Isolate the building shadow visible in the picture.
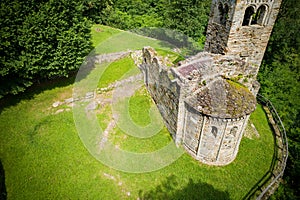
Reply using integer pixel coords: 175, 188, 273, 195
0, 74, 76, 114
131, 27, 203, 55
0, 160, 7, 200
139, 175, 230, 200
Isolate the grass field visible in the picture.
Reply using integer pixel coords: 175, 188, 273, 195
0, 25, 275, 199
91, 25, 174, 54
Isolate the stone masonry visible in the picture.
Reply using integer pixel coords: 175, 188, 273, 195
139, 0, 282, 165
205, 0, 283, 77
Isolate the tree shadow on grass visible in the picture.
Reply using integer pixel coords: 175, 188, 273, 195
139, 175, 230, 200
0, 73, 78, 114
0, 53, 102, 114
131, 27, 203, 56
0, 49, 107, 114
0, 160, 7, 200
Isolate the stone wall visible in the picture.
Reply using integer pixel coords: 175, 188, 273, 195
141, 48, 181, 136
205, 0, 282, 75
182, 94, 249, 165
205, 0, 235, 54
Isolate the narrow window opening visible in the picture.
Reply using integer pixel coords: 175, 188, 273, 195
217, 3, 224, 24
251, 5, 267, 25
211, 126, 218, 138
242, 6, 255, 26
221, 4, 229, 25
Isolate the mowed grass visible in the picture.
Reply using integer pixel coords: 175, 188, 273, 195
0, 25, 275, 199
91, 25, 174, 54
91, 24, 121, 48
0, 85, 274, 199
129, 87, 152, 127
97, 56, 136, 88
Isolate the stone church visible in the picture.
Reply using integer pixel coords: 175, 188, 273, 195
140, 0, 282, 165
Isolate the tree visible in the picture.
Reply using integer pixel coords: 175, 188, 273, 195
103, 0, 165, 29
164, 0, 211, 43
82, 0, 113, 24
0, 0, 93, 98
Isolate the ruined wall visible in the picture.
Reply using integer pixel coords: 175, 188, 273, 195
141, 48, 181, 136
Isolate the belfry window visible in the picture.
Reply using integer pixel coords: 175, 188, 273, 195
218, 3, 229, 26
214, 3, 230, 26
220, 4, 229, 25
242, 6, 255, 26
251, 5, 267, 25
243, 5, 268, 26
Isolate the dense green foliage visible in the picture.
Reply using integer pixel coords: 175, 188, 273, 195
82, 0, 113, 23
0, 0, 93, 98
258, 0, 300, 198
164, 0, 210, 43
98, 0, 211, 44
102, 0, 165, 29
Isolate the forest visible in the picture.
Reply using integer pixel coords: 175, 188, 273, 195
0, 0, 299, 198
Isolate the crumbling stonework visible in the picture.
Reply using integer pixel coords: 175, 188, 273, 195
139, 0, 282, 165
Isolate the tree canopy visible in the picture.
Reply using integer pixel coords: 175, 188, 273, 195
0, 0, 93, 97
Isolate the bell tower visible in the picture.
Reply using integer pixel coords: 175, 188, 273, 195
205, 0, 283, 76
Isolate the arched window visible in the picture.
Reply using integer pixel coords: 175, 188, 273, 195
229, 126, 238, 137
221, 4, 229, 25
216, 2, 224, 24
215, 3, 230, 26
242, 6, 255, 26
251, 5, 267, 25
211, 126, 218, 138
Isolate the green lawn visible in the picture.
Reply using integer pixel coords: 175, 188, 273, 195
128, 87, 151, 127
0, 25, 275, 199
97, 56, 136, 88
91, 25, 174, 54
